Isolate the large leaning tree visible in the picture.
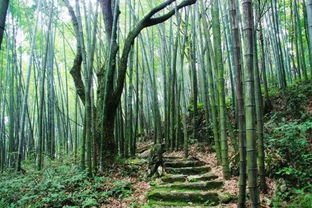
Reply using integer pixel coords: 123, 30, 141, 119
63, 0, 197, 167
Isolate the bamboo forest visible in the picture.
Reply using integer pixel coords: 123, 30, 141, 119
1, 0, 312, 207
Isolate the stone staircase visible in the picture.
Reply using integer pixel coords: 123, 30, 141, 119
147, 156, 233, 207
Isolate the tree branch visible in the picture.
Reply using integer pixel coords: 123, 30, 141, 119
63, 0, 85, 105
146, 0, 196, 27
113, 0, 197, 106
144, 0, 175, 19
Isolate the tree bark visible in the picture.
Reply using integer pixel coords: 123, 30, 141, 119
242, 0, 260, 207
101, 0, 197, 164
306, 0, 312, 77
63, 0, 85, 104
64, 0, 197, 167
229, 0, 247, 205
211, 0, 230, 179
0, 0, 9, 49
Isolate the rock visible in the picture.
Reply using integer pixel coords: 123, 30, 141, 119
148, 190, 219, 205
156, 181, 223, 191
164, 160, 205, 168
148, 144, 165, 177
157, 166, 164, 176
280, 184, 287, 192
147, 157, 229, 207
219, 193, 235, 203
125, 158, 147, 165
139, 149, 151, 158
137, 143, 153, 154
165, 166, 211, 175
161, 174, 187, 183
263, 196, 272, 206
188, 173, 219, 182
276, 178, 288, 193
161, 173, 218, 184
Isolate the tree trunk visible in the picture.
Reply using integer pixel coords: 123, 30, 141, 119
0, 0, 9, 49
255, 1, 266, 193
306, 0, 312, 77
200, 0, 221, 162
103, 113, 117, 163
242, 0, 260, 207
212, 0, 230, 179
229, 0, 246, 206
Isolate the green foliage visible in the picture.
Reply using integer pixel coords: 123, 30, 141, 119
140, 205, 153, 208
187, 102, 204, 113
265, 82, 312, 205
0, 163, 133, 208
81, 198, 99, 208
203, 200, 217, 206
265, 105, 312, 205
272, 185, 312, 208
265, 120, 312, 186
288, 188, 312, 208
106, 181, 133, 199
267, 80, 312, 120
186, 102, 213, 143
129, 202, 147, 208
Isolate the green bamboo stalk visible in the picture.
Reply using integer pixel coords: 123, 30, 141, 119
212, 0, 230, 179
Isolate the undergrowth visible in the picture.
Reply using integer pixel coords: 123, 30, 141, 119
0, 161, 133, 208
265, 81, 312, 207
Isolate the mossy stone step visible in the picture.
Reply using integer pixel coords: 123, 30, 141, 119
166, 166, 211, 175
150, 200, 224, 207
156, 181, 223, 191
161, 174, 187, 183
164, 160, 205, 168
188, 173, 219, 182
163, 157, 184, 161
148, 190, 219, 205
163, 157, 197, 162
161, 173, 218, 183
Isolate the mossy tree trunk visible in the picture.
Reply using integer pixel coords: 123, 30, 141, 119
242, 0, 260, 207
229, 0, 247, 205
191, 7, 198, 145
255, 1, 266, 193
0, 0, 9, 49
65, 0, 198, 168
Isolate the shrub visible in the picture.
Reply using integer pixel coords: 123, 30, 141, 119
265, 120, 312, 186
0, 164, 133, 208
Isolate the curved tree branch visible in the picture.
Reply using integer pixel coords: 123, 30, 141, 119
63, 0, 85, 105
113, 0, 197, 106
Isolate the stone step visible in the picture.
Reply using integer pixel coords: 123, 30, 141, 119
156, 181, 224, 191
161, 173, 218, 183
165, 166, 211, 175
148, 190, 220, 205
163, 157, 191, 163
161, 174, 187, 183
164, 160, 205, 168
163, 156, 184, 160
188, 173, 219, 182
151, 204, 225, 208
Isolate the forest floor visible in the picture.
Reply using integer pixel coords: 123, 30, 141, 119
103, 81, 312, 207
99, 141, 276, 208
140, 143, 275, 208
0, 82, 311, 208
